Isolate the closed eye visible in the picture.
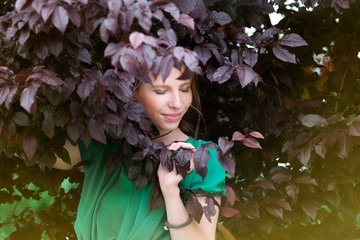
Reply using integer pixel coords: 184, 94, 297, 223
180, 87, 190, 92
153, 89, 165, 94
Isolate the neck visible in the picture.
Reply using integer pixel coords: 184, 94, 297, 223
151, 128, 189, 145
150, 130, 173, 140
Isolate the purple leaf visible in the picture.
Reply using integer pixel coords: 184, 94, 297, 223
196, 167, 208, 181
225, 186, 236, 206
334, 0, 350, 9
15, 0, 31, 12
27, 72, 64, 86
89, 118, 106, 144
278, 33, 308, 47
100, 23, 110, 43
78, 48, 92, 65
23, 134, 37, 160
20, 83, 40, 114
161, 3, 180, 20
41, 1, 57, 23
261, 27, 280, 41
136, 3, 152, 32
0, 87, 10, 106
65, 5, 81, 28
219, 154, 235, 176
125, 122, 139, 145
193, 145, 210, 170
272, 45, 297, 64
235, 64, 257, 88
51, 6, 69, 34
218, 136, 234, 155
47, 36, 63, 57
100, 113, 122, 124
243, 48, 258, 68
19, 28, 30, 45
175, 148, 191, 167
248, 131, 264, 139
213, 65, 234, 84
5, 86, 18, 109
241, 138, 262, 149
186, 197, 203, 223
158, 28, 177, 47
230, 49, 240, 65
177, 14, 195, 32
159, 55, 175, 81
135, 174, 149, 189
207, 11, 232, 25
232, 131, 245, 141
183, 52, 202, 75
67, 118, 85, 142
160, 147, 174, 171
301, 198, 318, 220
193, 46, 211, 65
77, 76, 96, 101
295, 175, 318, 186
204, 197, 217, 220
210, 48, 224, 64
174, 0, 196, 14
34, 42, 49, 60
221, 207, 240, 218
234, 33, 254, 44
129, 32, 145, 49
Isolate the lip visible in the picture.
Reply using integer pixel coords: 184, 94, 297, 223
162, 113, 182, 122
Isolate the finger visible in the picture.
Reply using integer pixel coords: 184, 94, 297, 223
167, 142, 195, 151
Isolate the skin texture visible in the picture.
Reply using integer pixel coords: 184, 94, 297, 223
134, 67, 219, 240
55, 67, 220, 239
133, 67, 193, 138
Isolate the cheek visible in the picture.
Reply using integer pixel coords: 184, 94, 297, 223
184, 93, 193, 108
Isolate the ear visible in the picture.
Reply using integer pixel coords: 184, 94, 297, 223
132, 90, 138, 101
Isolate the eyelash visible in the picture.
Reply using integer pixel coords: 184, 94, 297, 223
153, 87, 190, 94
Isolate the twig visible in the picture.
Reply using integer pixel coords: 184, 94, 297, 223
335, 67, 348, 112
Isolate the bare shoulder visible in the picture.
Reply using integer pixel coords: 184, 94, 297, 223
52, 140, 82, 170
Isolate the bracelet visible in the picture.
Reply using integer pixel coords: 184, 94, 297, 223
164, 214, 193, 231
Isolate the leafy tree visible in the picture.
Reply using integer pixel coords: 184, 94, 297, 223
1, 0, 359, 239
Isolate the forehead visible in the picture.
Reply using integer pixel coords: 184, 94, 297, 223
150, 67, 191, 86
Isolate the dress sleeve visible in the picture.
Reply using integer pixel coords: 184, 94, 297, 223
179, 140, 226, 196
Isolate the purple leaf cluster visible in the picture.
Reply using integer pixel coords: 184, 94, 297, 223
0, 0, 351, 232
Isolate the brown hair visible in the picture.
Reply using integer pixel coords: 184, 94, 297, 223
179, 74, 202, 139
133, 72, 203, 139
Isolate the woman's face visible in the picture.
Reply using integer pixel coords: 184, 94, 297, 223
133, 67, 192, 134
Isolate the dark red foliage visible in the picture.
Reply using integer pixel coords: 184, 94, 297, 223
1, 0, 359, 239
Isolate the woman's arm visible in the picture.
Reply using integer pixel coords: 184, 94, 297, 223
158, 142, 220, 240
52, 140, 82, 170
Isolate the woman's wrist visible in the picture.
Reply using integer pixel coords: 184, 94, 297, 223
160, 184, 180, 197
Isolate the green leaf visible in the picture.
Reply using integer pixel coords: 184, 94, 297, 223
344, 114, 356, 125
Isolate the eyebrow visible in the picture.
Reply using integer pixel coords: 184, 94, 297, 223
152, 81, 191, 88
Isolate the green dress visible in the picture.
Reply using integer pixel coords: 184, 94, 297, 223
74, 137, 226, 240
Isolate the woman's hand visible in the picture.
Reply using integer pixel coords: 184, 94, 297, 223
157, 142, 195, 196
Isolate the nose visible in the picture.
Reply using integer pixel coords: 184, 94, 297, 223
168, 91, 182, 109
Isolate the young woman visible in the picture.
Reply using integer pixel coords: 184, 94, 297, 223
54, 66, 226, 240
